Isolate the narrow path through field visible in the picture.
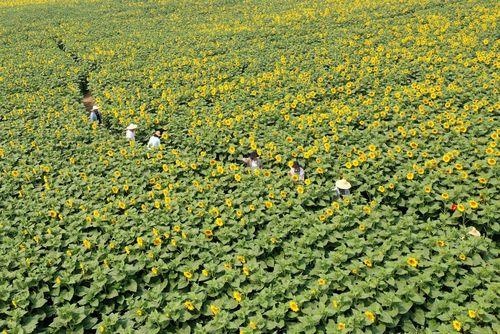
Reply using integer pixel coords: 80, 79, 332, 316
82, 92, 95, 112
53, 38, 98, 114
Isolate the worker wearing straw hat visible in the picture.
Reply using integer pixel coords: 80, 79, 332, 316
147, 130, 162, 149
335, 179, 351, 197
468, 226, 481, 237
89, 105, 102, 124
126, 123, 138, 141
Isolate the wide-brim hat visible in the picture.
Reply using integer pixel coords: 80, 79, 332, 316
468, 226, 481, 237
92, 105, 99, 111
154, 130, 161, 137
335, 179, 351, 190
126, 123, 138, 130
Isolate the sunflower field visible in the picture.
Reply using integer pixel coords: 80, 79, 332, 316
0, 0, 499, 333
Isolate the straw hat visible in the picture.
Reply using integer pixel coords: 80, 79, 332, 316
92, 105, 99, 111
154, 130, 161, 137
468, 226, 480, 237
335, 179, 351, 190
126, 123, 138, 130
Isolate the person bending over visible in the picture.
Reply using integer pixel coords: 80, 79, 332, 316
241, 151, 262, 170
289, 161, 305, 181
147, 130, 162, 149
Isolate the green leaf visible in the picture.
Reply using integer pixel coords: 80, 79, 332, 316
32, 297, 47, 309
413, 308, 425, 326
125, 280, 137, 292
378, 311, 393, 325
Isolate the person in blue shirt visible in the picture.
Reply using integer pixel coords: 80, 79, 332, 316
89, 105, 102, 124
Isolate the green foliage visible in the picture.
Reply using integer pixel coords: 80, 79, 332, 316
0, 0, 498, 333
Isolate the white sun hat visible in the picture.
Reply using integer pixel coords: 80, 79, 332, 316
92, 105, 99, 111
335, 179, 352, 190
126, 123, 138, 130
468, 226, 481, 237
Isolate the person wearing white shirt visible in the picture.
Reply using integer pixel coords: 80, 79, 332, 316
241, 151, 262, 170
126, 123, 138, 141
289, 161, 305, 181
147, 130, 162, 149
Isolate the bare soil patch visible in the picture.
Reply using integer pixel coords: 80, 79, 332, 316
83, 92, 95, 112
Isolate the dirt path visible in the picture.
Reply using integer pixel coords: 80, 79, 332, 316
83, 92, 95, 112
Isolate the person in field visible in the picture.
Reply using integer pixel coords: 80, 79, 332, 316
126, 123, 138, 141
241, 151, 262, 170
335, 179, 351, 197
89, 105, 102, 124
289, 161, 305, 181
147, 130, 162, 149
